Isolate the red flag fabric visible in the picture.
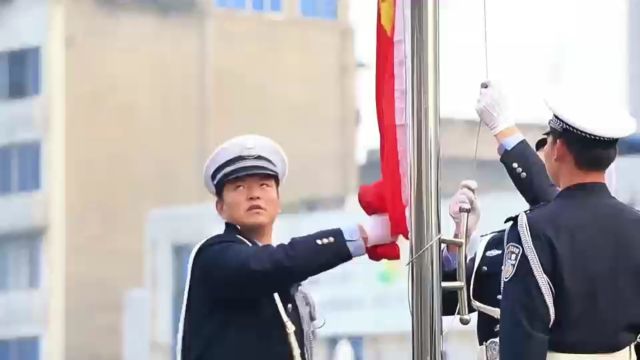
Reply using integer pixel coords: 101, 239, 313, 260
361, 0, 409, 261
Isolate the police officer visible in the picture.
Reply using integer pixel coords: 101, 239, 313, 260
177, 134, 394, 360
499, 92, 640, 359
442, 82, 558, 360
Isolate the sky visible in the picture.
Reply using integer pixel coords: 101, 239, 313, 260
349, 0, 631, 164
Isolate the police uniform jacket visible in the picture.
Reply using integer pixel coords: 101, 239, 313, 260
500, 183, 640, 359
178, 223, 354, 360
443, 139, 557, 344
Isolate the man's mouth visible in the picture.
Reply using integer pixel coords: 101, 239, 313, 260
247, 205, 265, 211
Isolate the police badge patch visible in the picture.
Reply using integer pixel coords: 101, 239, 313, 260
502, 243, 522, 282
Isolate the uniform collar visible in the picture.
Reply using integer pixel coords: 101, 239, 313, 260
556, 182, 611, 199
224, 222, 260, 246
504, 202, 547, 224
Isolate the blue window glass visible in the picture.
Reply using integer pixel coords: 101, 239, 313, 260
216, 0, 246, 9
270, 0, 281, 11
301, 0, 336, 19
0, 338, 39, 360
7, 48, 40, 99
0, 340, 9, 360
16, 143, 40, 192
252, 0, 264, 11
0, 147, 11, 195
15, 338, 39, 360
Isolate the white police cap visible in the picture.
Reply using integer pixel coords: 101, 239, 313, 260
203, 134, 288, 196
545, 91, 637, 140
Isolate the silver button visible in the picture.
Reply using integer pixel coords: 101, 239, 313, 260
512, 162, 518, 168
481, 266, 488, 272
287, 303, 293, 312
494, 324, 500, 332
497, 295, 502, 300
316, 240, 322, 245
322, 238, 330, 244
520, 172, 527, 178
328, 236, 335, 243
516, 168, 523, 174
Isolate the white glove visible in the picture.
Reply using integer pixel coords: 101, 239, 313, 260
475, 81, 515, 135
448, 180, 480, 236
362, 214, 397, 247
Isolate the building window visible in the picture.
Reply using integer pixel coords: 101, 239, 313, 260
215, 0, 246, 9
0, 48, 40, 100
0, 337, 40, 360
0, 142, 41, 196
0, 234, 41, 292
215, 0, 281, 12
251, 0, 281, 12
301, 0, 337, 19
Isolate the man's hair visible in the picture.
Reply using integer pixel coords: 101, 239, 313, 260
549, 128, 618, 171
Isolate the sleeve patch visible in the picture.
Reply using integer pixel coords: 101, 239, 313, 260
502, 243, 522, 282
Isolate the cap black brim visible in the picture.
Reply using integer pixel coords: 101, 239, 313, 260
224, 167, 278, 183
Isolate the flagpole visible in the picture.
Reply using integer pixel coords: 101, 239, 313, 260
409, 0, 442, 359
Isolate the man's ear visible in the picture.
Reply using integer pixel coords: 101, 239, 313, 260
215, 198, 224, 217
554, 138, 569, 162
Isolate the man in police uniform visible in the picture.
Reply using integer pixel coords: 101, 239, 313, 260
499, 92, 640, 359
443, 82, 558, 360
176, 134, 394, 360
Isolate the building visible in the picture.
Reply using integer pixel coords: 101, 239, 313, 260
0, 0, 355, 359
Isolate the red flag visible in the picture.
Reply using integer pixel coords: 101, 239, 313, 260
360, 0, 409, 261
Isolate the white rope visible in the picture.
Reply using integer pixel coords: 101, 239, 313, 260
517, 213, 556, 327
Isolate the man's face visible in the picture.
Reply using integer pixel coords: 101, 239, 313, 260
216, 174, 280, 230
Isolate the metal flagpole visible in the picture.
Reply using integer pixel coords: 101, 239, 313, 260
409, 0, 442, 359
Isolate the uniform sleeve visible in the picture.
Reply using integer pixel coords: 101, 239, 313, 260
499, 222, 555, 360
500, 140, 558, 206
195, 228, 353, 299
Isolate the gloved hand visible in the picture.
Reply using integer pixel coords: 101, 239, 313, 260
475, 81, 515, 135
448, 180, 480, 236
362, 214, 398, 247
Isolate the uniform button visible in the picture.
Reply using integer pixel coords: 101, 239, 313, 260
481, 266, 488, 272
328, 236, 335, 243
287, 303, 293, 312
322, 238, 330, 244
316, 240, 322, 245
494, 324, 500, 332
516, 168, 523, 174
520, 172, 527, 179
496, 295, 502, 300
512, 162, 518, 168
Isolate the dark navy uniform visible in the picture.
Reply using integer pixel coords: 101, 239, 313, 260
443, 138, 556, 346
179, 223, 354, 360
500, 183, 640, 359
500, 139, 557, 206
179, 134, 378, 360
500, 93, 640, 359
